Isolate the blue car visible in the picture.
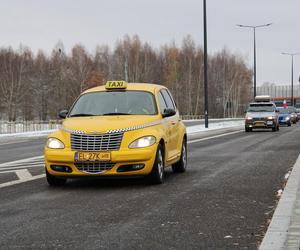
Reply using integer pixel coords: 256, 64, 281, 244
277, 107, 292, 126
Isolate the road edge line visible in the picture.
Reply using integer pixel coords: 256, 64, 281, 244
259, 154, 300, 249
187, 130, 244, 144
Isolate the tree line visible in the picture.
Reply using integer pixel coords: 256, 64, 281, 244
0, 35, 252, 121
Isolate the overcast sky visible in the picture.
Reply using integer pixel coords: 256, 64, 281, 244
1, 0, 300, 86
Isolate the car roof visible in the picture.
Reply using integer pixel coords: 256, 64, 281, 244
83, 83, 166, 94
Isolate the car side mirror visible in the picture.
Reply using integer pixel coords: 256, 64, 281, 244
162, 108, 176, 118
58, 110, 68, 119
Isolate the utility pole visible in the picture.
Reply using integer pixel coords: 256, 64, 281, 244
282, 52, 300, 106
203, 0, 209, 128
237, 23, 272, 99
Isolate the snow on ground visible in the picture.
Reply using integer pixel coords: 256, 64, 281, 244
0, 130, 57, 138
186, 120, 244, 134
0, 120, 244, 139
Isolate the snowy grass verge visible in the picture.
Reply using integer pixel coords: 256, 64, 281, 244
187, 120, 244, 134
0, 130, 57, 138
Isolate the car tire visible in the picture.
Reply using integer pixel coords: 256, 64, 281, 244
245, 127, 252, 132
148, 144, 164, 185
288, 122, 291, 127
46, 168, 67, 186
172, 138, 187, 173
277, 124, 280, 131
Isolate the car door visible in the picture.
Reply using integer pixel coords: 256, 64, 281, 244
157, 90, 172, 159
160, 89, 180, 161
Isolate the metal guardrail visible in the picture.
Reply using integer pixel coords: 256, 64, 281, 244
180, 115, 205, 120
180, 115, 243, 120
0, 121, 62, 134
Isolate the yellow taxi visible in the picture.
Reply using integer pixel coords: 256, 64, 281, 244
44, 81, 187, 185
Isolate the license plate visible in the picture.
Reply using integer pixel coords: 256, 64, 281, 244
75, 152, 111, 162
267, 121, 273, 125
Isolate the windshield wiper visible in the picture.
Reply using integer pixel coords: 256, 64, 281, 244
69, 113, 97, 117
102, 112, 130, 116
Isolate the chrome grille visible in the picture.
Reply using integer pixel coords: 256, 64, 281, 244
75, 162, 115, 174
71, 133, 123, 151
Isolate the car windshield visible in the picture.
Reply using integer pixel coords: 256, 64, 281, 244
247, 104, 275, 112
69, 91, 157, 117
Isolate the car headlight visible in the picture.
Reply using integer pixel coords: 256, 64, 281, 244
286, 117, 290, 120
129, 136, 156, 148
267, 116, 275, 120
246, 117, 253, 120
47, 138, 65, 149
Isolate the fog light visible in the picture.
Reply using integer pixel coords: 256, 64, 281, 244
131, 164, 145, 170
117, 164, 145, 172
50, 165, 72, 173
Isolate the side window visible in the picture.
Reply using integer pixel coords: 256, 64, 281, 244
157, 91, 167, 113
161, 89, 175, 110
166, 89, 177, 109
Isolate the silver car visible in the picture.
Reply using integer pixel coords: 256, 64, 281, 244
245, 102, 279, 132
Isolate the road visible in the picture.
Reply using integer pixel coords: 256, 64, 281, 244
0, 125, 299, 249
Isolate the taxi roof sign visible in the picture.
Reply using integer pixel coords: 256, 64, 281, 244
105, 81, 127, 89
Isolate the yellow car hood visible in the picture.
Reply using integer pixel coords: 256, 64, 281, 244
62, 115, 160, 134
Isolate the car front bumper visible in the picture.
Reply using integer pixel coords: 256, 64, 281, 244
44, 145, 157, 177
245, 120, 275, 129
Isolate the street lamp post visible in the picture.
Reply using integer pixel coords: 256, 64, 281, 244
203, 0, 209, 128
281, 52, 300, 106
237, 23, 272, 99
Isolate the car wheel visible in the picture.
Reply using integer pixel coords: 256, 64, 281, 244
277, 124, 280, 131
288, 122, 291, 127
272, 126, 277, 132
148, 144, 164, 184
245, 127, 252, 132
46, 168, 67, 186
172, 138, 187, 173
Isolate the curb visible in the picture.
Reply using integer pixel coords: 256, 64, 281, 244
259, 154, 300, 250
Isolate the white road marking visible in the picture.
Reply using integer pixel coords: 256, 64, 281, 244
15, 169, 33, 180
0, 164, 44, 172
0, 174, 45, 189
0, 156, 45, 189
187, 130, 244, 144
0, 156, 43, 168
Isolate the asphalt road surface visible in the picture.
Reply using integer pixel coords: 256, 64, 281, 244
0, 125, 299, 249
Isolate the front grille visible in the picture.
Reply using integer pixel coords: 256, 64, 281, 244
75, 162, 115, 174
253, 117, 266, 121
71, 133, 123, 151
